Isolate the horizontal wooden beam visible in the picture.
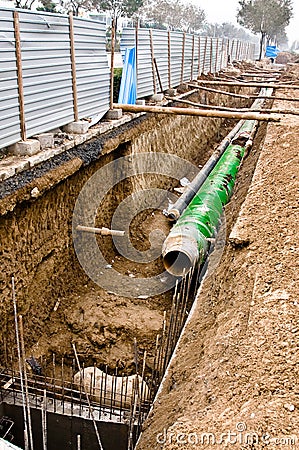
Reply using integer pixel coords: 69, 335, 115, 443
115, 103, 281, 121
168, 97, 299, 115
196, 80, 299, 90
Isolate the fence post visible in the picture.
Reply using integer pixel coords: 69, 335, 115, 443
180, 32, 186, 84
231, 40, 235, 60
149, 29, 157, 94
191, 34, 195, 81
135, 18, 139, 98
220, 39, 224, 69
227, 39, 230, 64
168, 31, 171, 89
69, 12, 79, 121
197, 36, 201, 78
13, 11, 26, 141
202, 36, 208, 74
109, 18, 116, 109
209, 38, 213, 73
214, 38, 219, 73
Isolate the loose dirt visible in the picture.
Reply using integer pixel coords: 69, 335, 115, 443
136, 65, 299, 449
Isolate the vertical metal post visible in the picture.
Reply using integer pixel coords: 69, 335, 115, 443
69, 12, 79, 121
180, 32, 186, 84
13, 11, 26, 141
109, 18, 116, 109
197, 36, 201, 78
19, 315, 34, 450
168, 31, 171, 89
191, 34, 195, 80
12, 278, 29, 450
42, 390, 47, 450
72, 343, 104, 450
149, 29, 157, 94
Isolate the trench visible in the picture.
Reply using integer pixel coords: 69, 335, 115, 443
0, 82, 271, 449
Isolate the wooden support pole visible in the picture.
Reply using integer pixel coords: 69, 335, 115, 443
69, 12, 79, 121
13, 11, 26, 141
191, 34, 195, 80
180, 32, 186, 84
76, 225, 125, 236
197, 36, 201, 78
226, 39, 230, 64
188, 83, 250, 99
135, 18, 139, 97
219, 39, 224, 70
236, 40, 240, 60
149, 29, 157, 94
154, 58, 163, 92
109, 18, 116, 109
209, 38, 213, 73
114, 102, 281, 121
167, 96, 299, 116
202, 36, 208, 74
196, 80, 299, 89
168, 31, 171, 89
215, 38, 219, 73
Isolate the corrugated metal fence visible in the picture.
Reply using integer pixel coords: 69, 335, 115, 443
0, 7, 110, 149
0, 6, 255, 151
121, 29, 255, 99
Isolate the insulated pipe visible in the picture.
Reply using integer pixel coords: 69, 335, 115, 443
162, 120, 258, 277
166, 119, 245, 221
166, 88, 272, 221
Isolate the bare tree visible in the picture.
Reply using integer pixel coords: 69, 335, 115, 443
237, 0, 293, 59
140, 0, 205, 32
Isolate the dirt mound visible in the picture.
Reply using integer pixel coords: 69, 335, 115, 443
276, 51, 297, 64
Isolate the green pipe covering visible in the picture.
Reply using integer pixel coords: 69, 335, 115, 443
162, 119, 256, 276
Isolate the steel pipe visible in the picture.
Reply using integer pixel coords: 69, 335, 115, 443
166, 89, 271, 221
162, 118, 259, 276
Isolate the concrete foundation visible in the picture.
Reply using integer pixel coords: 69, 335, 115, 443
8, 139, 41, 156
33, 133, 54, 150
105, 109, 123, 120
165, 89, 177, 97
150, 93, 164, 102
63, 121, 90, 134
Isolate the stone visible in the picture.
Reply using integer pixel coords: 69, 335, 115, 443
165, 88, 177, 97
0, 166, 16, 181
8, 139, 40, 156
150, 93, 164, 102
136, 99, 146, 106
31, 187, 40, 198
33, 133, 54, 150
63, 121, 90, 134
105, 109, 123, 120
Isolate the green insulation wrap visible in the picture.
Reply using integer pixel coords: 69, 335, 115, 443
162, 119, 256, 276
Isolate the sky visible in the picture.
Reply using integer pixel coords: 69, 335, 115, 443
195, 0, 299, 45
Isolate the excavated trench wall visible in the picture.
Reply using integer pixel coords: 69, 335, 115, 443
0, 89, 252, 358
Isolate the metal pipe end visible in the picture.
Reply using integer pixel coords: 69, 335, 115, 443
166, 208, 180, 221
162, 232, 199, 277
163, 249, 194, 276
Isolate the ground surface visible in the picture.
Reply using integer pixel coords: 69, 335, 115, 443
136, 65, 299, 449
